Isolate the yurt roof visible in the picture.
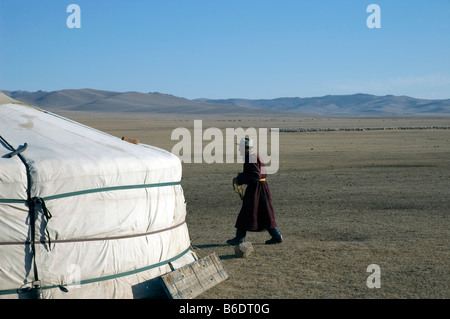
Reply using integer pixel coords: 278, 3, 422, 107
0, 90, 182, 201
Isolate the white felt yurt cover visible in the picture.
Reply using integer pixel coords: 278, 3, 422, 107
0, 93, 195, 298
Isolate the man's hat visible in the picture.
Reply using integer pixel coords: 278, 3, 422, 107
237, 137, 254, 148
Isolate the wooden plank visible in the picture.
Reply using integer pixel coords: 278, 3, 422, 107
160, 252, 229, 299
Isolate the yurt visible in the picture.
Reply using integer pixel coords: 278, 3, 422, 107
0, 92, 195, 298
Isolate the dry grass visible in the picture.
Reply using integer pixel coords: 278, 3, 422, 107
68, 113, 450, 299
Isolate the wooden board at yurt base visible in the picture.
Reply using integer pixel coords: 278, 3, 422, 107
161, 252, 229, 299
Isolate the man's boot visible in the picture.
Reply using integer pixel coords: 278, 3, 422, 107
265, 228, 283, 244
226, 228, 246, 245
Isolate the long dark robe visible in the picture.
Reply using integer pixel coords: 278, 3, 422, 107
234, 152, 277, 231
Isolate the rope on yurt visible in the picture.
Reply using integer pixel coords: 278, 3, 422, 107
0, 135, 50, 299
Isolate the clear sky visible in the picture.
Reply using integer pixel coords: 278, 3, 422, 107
0, 0, 449, 100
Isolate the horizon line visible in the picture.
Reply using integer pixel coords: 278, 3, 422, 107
2, 88, 449, 102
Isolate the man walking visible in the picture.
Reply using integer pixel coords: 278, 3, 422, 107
227, 137, 283, 245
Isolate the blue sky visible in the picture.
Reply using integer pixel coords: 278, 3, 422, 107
0, 0, 449, 99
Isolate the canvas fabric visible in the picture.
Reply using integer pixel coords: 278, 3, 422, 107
0, 99, 194, 298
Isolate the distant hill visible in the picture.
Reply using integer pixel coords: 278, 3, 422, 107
3, 89, 450, 115
1, 89, 287, 116
198, 94, 450, 115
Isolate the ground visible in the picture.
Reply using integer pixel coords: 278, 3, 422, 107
66, 112, 450, 299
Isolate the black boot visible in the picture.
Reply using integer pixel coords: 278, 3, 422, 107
265, 228, 283, 244
226, 228, 246, 245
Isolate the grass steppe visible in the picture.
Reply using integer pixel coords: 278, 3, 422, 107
65, 113, 450, 299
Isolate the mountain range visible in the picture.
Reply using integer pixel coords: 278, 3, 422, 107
198, 94, 450, 115
3, 89, 450, 116
2, 89, 261, 115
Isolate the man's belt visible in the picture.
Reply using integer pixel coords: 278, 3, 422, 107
233, 177, 267, 200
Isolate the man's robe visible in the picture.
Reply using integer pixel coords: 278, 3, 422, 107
235, 152, 277, 231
